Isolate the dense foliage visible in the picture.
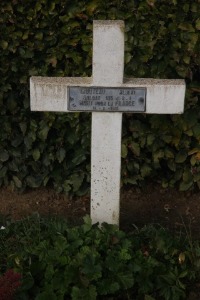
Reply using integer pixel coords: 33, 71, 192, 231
0, 215, 200, 299
0, 0, 200, 194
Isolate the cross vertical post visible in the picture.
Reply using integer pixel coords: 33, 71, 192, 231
91, 21, 124, 224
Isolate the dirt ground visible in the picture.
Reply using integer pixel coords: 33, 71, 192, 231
0, 184, 200, 238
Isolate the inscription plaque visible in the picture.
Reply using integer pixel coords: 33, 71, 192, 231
68, 87, 146, 112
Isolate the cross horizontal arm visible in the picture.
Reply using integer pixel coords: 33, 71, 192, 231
30, 76, 92, 112
30, 76, 185, 114
123, 78, 185, 114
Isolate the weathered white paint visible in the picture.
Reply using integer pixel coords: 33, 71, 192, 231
123, 78, 185, 114
91, 112, 122, 224
30, 77, 92, 112
92, 20, 124, 86
91, 21, 124, 224
30, 77, 185, 114
30, 20, 185, 226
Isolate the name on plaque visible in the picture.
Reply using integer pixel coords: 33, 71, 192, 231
68, 87, 146, 112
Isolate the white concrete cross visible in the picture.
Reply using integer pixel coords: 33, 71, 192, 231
30, 20, 185, 226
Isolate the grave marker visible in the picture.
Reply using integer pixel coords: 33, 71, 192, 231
30, 20, 185, 225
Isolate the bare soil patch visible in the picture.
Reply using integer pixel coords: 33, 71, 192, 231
0, 185, 200, 237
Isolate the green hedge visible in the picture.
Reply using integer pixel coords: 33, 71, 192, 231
0, 0, 200, 194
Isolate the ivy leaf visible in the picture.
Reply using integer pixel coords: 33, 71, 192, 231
178, 23, 194, 32
175, 150, 187, 163
32, 149, 40, 161
179, 181, 193, 191
129, 142, 140, 156
174, 170, 183, 182
56, 148, 66, 163
98, 280, 120, 295
183, 56, 190, 64
13, 176, 22, 188
63, 180, 72, 193
86, 1, 99, 14
0, 40, 8, 50
117, 272, 134, 289
195, 18, 200, 30
125, 53, 132, 64
0, 166, 7, 178
147, 134, 155, 146
167, 160, 176, 172
72, 154, 86, 166
190, 155, 197, 166
193, 124, 200, 137
26, 175, 43, 188
11, 136, 23, 147
36, 290, 57, 300
183, 169, 193, 183
108, 282, 120, 294
165, 148, 174, 159
0, 150, 9, 162
83, 215, 92, 226
38, 123, 49, 141
141, 165, 152, 177
70, 173, 84, 192
82, 215, 92, 233
71, 285, 97, 300
121, 144, 128, 158
153, 150, 164, 162
35, 32, 43, 41
71, 286, 81, 300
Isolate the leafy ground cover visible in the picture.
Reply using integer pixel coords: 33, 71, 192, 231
1, 185, 200, 299
1, 214, 200, 300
